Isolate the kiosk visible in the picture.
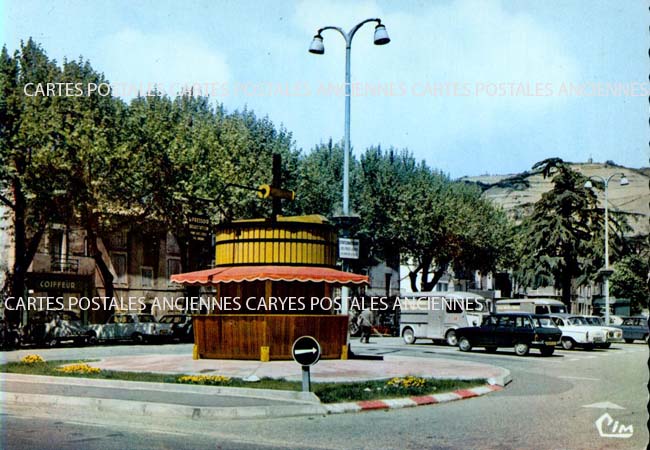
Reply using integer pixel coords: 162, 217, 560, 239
171, 214, 367, 360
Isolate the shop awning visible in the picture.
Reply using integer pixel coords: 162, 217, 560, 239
170, 265, 368, 286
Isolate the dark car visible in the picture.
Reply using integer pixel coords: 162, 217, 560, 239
456, 313, 562, 356
158, 314, 193, 343
22, 310, 93, 347
613, 316, 649, 343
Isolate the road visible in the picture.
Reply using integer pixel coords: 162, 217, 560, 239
2, 338, 648, 449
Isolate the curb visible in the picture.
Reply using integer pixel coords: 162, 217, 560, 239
2, 383, 505, 419
324, 384, 503, 415
0, 373, 319, 404
3, 392, 329, 419
488, 368, 512, 387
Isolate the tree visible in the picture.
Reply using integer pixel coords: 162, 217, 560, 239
0, 40, 73, 324
610, 254, 650, 314
514, 158, 605, 305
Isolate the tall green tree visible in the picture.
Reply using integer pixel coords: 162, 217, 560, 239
0, 40, 73, 323
514, 158, 606, 305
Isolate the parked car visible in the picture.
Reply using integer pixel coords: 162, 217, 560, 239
455, 312, 561, 356
87, 313, 172, 343
158, 314, 193, 342
549, 314, 606, 350
580, 315, 623, 347
613, 316, 649, 343
400, 291, 490, 346
22, 310, 93, 347
495, 298, 567, 315
0, 320, 21, 350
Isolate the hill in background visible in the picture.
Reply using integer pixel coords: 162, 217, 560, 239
462, 162, 650, 237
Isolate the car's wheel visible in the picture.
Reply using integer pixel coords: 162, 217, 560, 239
402, 327, 416, 345
514, 342, 530, 356
624, 338, 634, 344
485, 346, 497, 353
131, 333, 144, 344
458, 337, 472, 352
583, 344, 594, 351
540, 347, 555, 356
85, 333, 97, 346
561, 338, 575, 350
445, 329, 458, 346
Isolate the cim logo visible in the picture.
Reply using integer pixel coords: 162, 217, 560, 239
595, 413, 634, 439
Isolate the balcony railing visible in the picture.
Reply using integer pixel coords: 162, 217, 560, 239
51, 258, 80, 273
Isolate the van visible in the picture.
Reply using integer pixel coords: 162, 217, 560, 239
495, 298, 567, 315
399, 291, 490, 346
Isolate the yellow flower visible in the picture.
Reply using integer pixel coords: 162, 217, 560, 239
387, 376, 426, 388
55, 363, 101, 374
177, 375, 231, 385
21, 354, 45, 364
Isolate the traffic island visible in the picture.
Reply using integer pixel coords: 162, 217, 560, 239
1, 355, 510, 418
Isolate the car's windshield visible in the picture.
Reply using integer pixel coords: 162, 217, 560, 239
585, 317, 603, 325
533, 317, 555, 327
569, 317, 588, 326
137, 315, 156, 323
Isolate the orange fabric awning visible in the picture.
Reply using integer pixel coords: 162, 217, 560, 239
170, 265, 368, 286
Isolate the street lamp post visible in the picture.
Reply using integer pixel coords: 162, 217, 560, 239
309, 18, 390, 216
309, 19, 390, 315
584, 173, 629, 324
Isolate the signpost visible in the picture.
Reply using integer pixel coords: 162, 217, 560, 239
338, 238, 360, 259
187, 214, 211, 242
292, 336, 321, 392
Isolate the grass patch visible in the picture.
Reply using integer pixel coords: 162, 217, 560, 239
313, 377, 486, 403
0, 361, 487, 403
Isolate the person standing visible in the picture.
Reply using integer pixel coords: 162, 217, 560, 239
359, 308, 373, 343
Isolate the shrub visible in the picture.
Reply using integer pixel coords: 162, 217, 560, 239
55, 363, 101, 374
177, 375, 231, 385
21, 354, 45, 364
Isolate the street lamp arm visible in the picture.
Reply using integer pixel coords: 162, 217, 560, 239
347, 18, 383, 42
317, 26, 347, 42
317, 19, 382, 46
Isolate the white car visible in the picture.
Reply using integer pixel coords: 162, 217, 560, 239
550, 314, 606, 350
580, 315, 623, 347
88, 313, 172, 343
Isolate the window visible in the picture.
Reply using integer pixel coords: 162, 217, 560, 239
497, 316, 515, 328
141, 266, 153, 288
535, 305, 548, 315
516, 316, 533, 328
552, 317, 565, 327
111, 252, 128, 285
167, 258, 182, 285
445, 299, 465, 314
110, 231, 128, 249
483, 316, 498, 326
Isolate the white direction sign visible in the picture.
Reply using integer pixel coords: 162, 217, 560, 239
339, 238, 360, 259
292, 336, 321, 366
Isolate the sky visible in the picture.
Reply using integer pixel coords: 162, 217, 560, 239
2, 0, 649, 178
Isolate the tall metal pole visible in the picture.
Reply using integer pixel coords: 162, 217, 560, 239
310, 19, 387, 315
587, 172, 626, 324
343, 43, 351, 215
603, 178, 610, 325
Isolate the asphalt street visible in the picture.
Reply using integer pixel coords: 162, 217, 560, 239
2, 338, 648, 450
